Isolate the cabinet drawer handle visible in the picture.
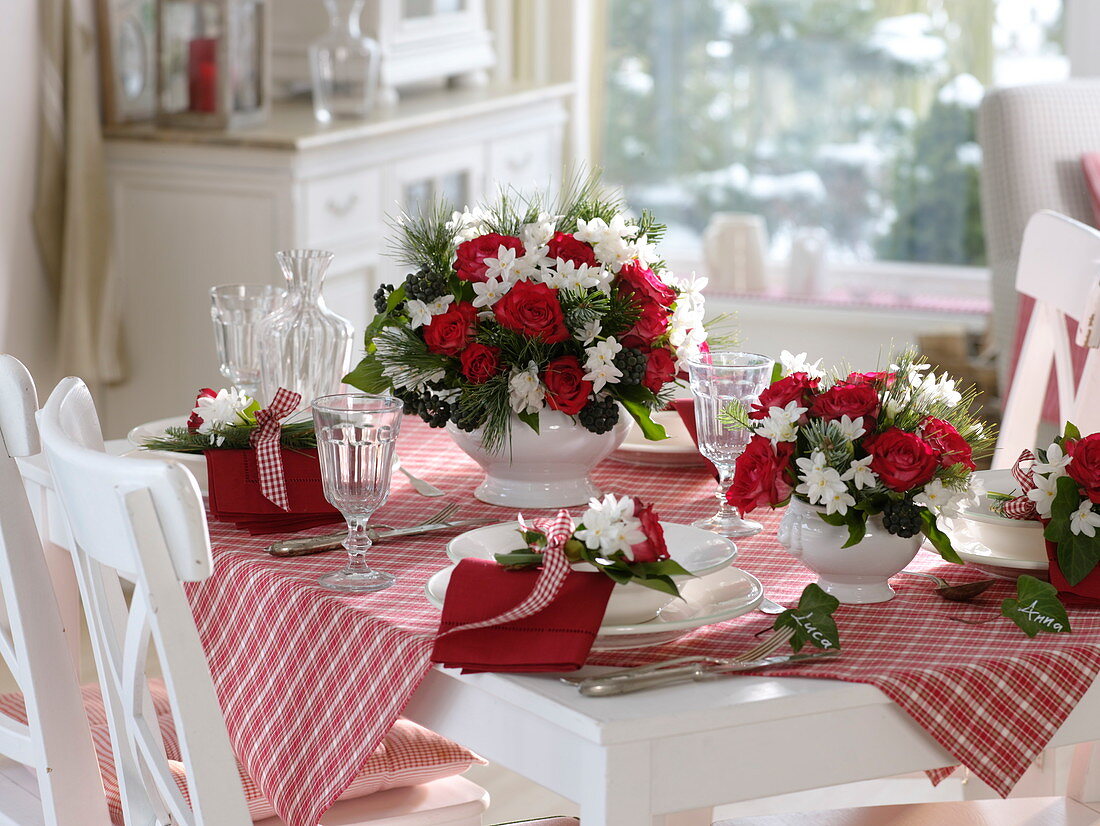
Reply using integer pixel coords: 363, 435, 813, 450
325, 193, 359, 217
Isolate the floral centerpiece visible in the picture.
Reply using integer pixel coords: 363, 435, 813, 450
343, 177, 711, 448
994, 424, 1100, 597
727, 350, 993, 603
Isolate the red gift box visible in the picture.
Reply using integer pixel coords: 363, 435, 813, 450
204, 448, 341, 533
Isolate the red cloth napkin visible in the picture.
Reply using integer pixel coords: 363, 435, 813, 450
430, 558, 615, 673
672, 398, 719, 480
205, 448, 341, 534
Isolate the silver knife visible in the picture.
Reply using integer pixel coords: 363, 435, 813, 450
266, 517, 496, 557
576, 650, 839, 696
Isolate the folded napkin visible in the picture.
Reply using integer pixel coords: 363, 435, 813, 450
431, 558, 615, 673
672, 398, 719, 480
205, 448, 340, 533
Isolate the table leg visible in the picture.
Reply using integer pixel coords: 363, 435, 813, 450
576, 743, 713, 826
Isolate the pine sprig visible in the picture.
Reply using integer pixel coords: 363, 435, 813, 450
458, 373, 512, 453
142, 420, 318, 453
387, 202, 456, 273
371, 327, 450, 391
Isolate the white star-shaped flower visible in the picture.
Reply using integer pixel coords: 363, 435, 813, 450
1070, 501, 1100, 538
406, 294, 454, 329
583, 362, 623, 393
543, 258, 605, 291
841, 456, 876, 490
593, 235, 636, 272
574, 217, 610, 244
822, 487, 857, 516
779, 350, 825, 380
1034, 442, 1072, 478
508, 362, 543, 415
471, 277, 512, 308
756, 401, 808, 444
192, 388, 254, 435
1026, 473, 1060, 518
573, 318, 603, 345
834, 415, 866, 442
521, 213, 557, 249
584, 337, 623, 368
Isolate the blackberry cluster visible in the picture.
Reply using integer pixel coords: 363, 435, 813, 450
403, 266, 449, 303
373, 284, 395, 314
419, 395, 452, 428
578, 395, 620, 434
393, 388, 423, 416
451, 399, 488, 432
613, 348, 648, 385
881, 498, 923, 538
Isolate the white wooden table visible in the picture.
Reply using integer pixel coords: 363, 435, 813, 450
20, 444, 1100, 826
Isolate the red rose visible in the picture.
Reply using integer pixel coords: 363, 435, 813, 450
846, 370, 897, 387
809, 382, 879, 423
187, 388, 217, 431
920, 417, 976, 471
422, 302, 477, 356
492, 280, 569, 343
643, 347, 677, 393
542, 356, 592, 415
630, 501, 670, 563
749, 373, 819, 420
460, 343, 502, 384
547, 232, 597, 268
626, 302, 672, 343
727, 436, 795, 512
616, 261, 677, 308
863, 427, 938, 492
453, 233, 525, 283
1067, 433, 1100, 504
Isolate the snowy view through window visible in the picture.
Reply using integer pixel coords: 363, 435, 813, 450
602, 0, 1067, 270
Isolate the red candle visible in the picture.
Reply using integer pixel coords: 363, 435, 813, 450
188, 38, 218, 113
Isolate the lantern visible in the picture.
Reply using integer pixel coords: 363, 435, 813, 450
156, 0, 271, 129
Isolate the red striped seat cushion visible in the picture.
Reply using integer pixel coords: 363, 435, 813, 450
0, 681, 481, 823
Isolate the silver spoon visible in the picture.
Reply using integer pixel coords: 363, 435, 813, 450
897, 570, 999, 602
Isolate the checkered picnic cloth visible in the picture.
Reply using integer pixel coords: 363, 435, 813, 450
186, 418, 1100, 826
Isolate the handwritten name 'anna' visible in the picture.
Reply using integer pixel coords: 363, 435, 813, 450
1015, 599, 1065, 632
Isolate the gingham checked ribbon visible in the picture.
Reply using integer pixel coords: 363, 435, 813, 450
436, 509, 576, 638
999, 449, 1039, 520
248, 388, 302, 511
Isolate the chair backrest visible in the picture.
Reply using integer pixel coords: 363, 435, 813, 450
978, 80, 1100, 390
0, 355, 110, 825
992, 211, 1100, 467
39, 377, 252, 826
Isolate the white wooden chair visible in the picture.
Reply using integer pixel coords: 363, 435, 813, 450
38, 375, 487, 826
992, 210, 1100, 468
0, 355, 110, 826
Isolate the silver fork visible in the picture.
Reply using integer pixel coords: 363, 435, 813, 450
265, 502, 461, 557
560, 626, 796, 686
395, 455, 447, 497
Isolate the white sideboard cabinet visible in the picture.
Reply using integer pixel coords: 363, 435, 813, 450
101, 83, 570, 437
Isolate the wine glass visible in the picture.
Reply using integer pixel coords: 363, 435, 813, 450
210, 284, 284, 403
688, 351, 774, 539
312, 394, 404, 593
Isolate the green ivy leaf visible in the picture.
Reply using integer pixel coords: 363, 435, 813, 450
818, 511, 848, 527
770, 362, 783, 383
920, 509, 963, 564
1045, 476, 1100, 585
841, 510, 867, 548
773, 583, 841, 652
1046, 475, 1081, 545
631, 575, 681, 597
632, 559, 693, 578
1001, 575, 1072, 637
619, 398, 669, 441
517, 410, 540, 434
342, 353, 390, 393
492, 551, 543, 570
1064, 421, 1082, 441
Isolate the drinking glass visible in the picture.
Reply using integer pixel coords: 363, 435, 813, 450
210, 284, 285, 402
312, 394, 404, 593
688, 351, 774, 539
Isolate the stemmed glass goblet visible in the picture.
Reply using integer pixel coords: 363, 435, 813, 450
312, 393, 404, 593
210, 284, 285, 403
688, 351, 774, 540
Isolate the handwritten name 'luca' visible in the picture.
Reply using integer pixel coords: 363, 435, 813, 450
791, 612, 834, 648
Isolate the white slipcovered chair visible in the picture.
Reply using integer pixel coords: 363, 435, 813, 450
978, 80, 1100, 390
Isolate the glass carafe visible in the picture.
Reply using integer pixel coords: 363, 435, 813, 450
309, 0, 381, 123
258, 249, 354, 407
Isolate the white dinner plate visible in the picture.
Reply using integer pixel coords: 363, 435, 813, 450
447, 521, 738, 578
423, 564, 764, 650
126, 415, 208, 494
610, 410, 707, 467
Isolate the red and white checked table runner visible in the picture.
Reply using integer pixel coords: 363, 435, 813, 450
186, 418, 1100, 826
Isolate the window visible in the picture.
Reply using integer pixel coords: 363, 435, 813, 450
601, 0, 1067, 273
